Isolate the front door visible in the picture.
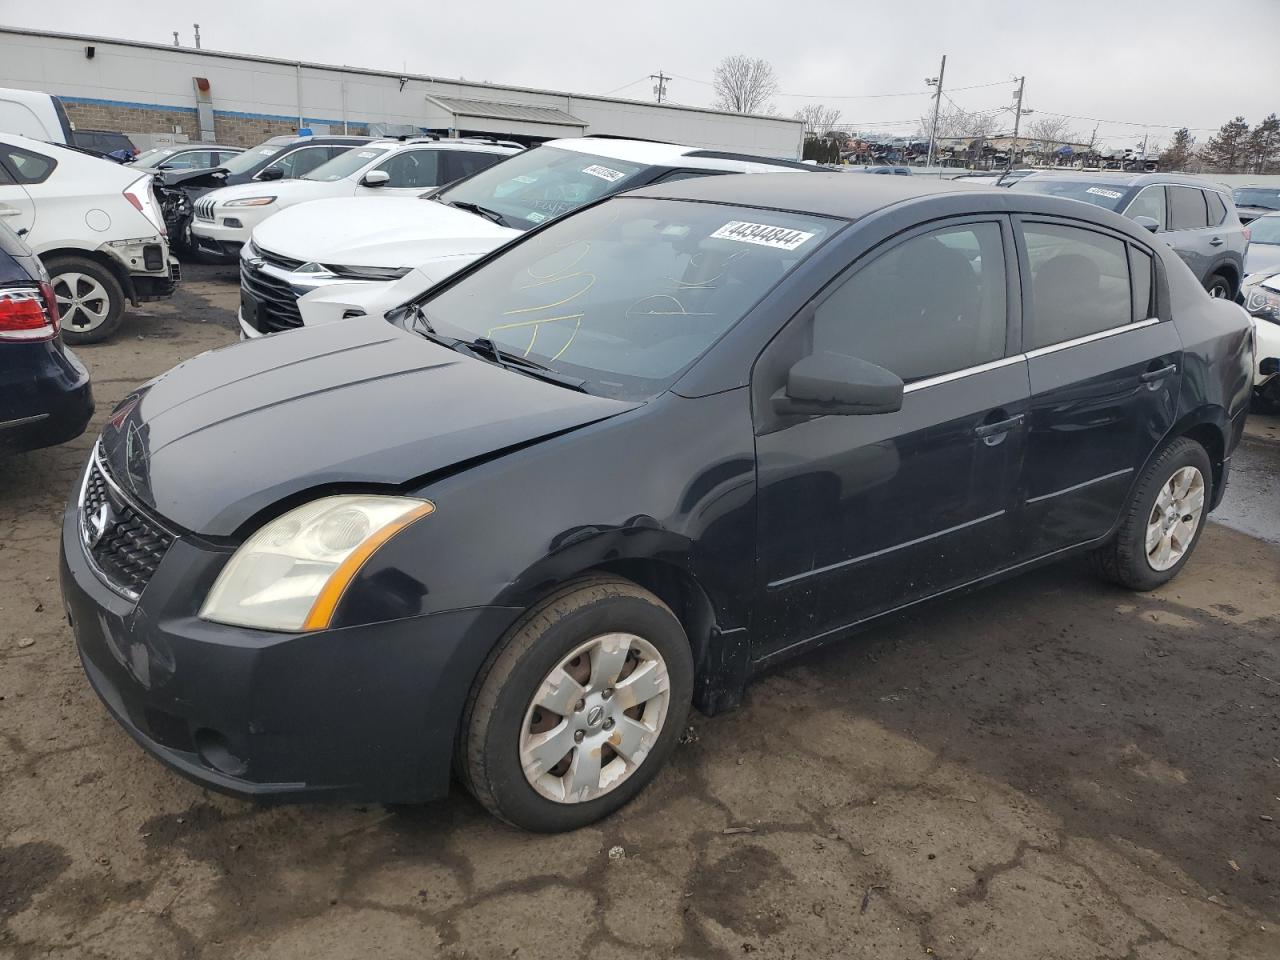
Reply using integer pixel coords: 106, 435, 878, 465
1013, 217, 1181, 558
753, 218, 1029, 661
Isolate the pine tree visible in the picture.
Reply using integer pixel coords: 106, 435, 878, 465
1158, 128, 1194, 171
1247, 114, 1280, 174
1199, 116, 1251, 172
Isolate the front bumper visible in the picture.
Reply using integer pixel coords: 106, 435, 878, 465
59, 483, 520, 803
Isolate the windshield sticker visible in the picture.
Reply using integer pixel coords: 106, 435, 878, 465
356, 150, 378, 158
514, 175, 538, 184
258, 147, 281, 156
526, 211, 548, 223
582, 164, 627, 183
710, 221, 815, 251
1086, 186, 1124, 200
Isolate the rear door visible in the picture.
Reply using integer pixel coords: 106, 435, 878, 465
1014, 217, 1181, 559
1165, 185, 1212, 282
0, 142, 45, 236
754, 216, 1028, 657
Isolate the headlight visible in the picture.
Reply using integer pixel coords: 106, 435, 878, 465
223, 196, 277, 207
1243, 283, 1280, 323
324, 264, 413, 281
199, 495, 434, 631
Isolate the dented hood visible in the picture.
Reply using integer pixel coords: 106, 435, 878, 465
99, 318, 635, 536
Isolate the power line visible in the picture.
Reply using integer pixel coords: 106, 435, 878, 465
601, 76, 651, 96
668, 72, 1015, 100
1030, 109, 1217, 132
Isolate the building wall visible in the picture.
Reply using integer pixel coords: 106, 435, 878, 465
0, 28, 803, 157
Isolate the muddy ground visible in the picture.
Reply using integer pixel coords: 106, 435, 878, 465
2, 266, 1278, 959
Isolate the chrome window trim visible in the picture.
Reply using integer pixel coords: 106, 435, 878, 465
903, 355, 1025, 394
1024, 317, 1160, 359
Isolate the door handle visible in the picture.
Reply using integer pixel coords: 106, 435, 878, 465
1140, 363, 1177, 383
973, 413, 1025, 439
1209, 236, 1224, 246
0, 204, 22, 217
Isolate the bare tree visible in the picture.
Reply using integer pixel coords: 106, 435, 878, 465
918, 105, 1000, 140
795, 103, 843, 137
1024, 116, 1077, 162
712, 55, 779, 114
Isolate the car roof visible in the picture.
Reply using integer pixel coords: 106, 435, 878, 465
265, 135, 375, 146
364, 138, 518, 153
624, 170, 976, 220
545, 137, 810, 171
1017, 170, 1229, 193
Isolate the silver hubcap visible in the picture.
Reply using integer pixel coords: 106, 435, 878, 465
1145, 465, 1205, 571
53, 273, 111, 331
520, 632, 670, 804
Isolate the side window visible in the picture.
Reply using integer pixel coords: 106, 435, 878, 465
0, 145, 56, 184
445, 150, 507, 183
1168, 186, 1208, 230
1023, 223, 1132, 349
1204, 191, 1228, 226
811, 222, 1007, 382
1125, 186, 1167, 230
374, 149, 441, 188
1130, 247, 1154, 321
263, 146, 330, 179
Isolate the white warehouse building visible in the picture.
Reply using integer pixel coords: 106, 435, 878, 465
0, 27, 804, 157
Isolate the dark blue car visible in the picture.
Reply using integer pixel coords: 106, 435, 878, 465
0, 221, 93, 455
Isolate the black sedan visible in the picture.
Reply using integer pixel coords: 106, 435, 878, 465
60, 173, 1253, 831
0, 222, 93, 455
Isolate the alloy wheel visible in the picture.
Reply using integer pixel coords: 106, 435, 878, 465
1145, 465, 1205, 571
519, 632, 671, 803
53, 273, 111, 331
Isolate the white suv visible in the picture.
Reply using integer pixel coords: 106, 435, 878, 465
240, 137, 817, 336
0, 132, 177, 344
192, 138, 519, 260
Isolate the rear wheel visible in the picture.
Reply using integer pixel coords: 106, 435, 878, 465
1204, 272, 1233, 300
1090, 438, 1212, 590
45, 256, 125, 344
460, 577, 693, 832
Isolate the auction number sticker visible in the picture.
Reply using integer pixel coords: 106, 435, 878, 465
710, 221, 815, 251
526, 211, 548, 223
1086, 186, 1124, 200
514, 175, 538, 184
582, 164, 627, 182
357, 150, 379, 158
258, 147, 281, 156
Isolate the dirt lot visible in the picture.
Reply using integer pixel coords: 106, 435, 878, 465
2, 267, 1279, 960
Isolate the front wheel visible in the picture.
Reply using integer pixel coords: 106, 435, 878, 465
460, 577, 693, 832
1090, 438, 1213, 590
1204, 272, 1233, 300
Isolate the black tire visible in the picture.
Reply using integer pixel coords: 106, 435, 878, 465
44, 255, 126, 345
1089, 438, 1213, 591
460, 576, 694, 832
1204, 272, 1233, 300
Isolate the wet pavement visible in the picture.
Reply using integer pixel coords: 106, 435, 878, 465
1216, 434, 1280, 544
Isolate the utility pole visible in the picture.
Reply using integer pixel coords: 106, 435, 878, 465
193, 24, 201, 49
650, 71, 670, 104
172, 31, 179, 46
1007, 76, 1026, 172
924, 54, 946, 169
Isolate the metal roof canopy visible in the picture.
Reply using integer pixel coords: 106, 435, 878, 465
424, 94, 587, 138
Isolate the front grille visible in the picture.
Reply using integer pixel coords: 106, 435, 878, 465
254, 245, 304, 272
81, 455, 175, 599
241, 256, 303, 332
194, 196, 216, 221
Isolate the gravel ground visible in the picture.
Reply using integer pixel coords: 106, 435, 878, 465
1, 266, 1278, 960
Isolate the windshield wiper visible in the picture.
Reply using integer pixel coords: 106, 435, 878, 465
400, 302, 456, 349
460, 337, 588, 392
447, 200, 507, 226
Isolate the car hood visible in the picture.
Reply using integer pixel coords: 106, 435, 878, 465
252, 197, 519, 266
1245, 243, 1280, 278
99, 318, 636, 536
207, 178, 344, 206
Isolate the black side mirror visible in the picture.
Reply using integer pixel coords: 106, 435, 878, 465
258, 166, 284, 181
1132, 215, 1160, 233
772, 351, 904, 417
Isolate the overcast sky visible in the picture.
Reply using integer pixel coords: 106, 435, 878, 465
6, 1, 1278, 149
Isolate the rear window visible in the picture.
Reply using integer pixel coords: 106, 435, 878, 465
1168, 186, 1208, 230
1011, 178, 1130, 211
1205, 191, 1228, 226
0, 144, 56, 184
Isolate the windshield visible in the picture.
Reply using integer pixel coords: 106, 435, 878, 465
219, 143, 288, 176
417, 197, 835, 400
1010, 178, 1130, 210
1234, 187, 1280, 210
132, 148, 178, 168
437, 146, 649, 230
303, 147, 389, 181
1250, 214, 1280, 244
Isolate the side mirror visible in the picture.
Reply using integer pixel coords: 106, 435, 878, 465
258, 166, 284, 181
1132, 215, 1160, 234
772, 351, 904, 417
361, 170, 391, 187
